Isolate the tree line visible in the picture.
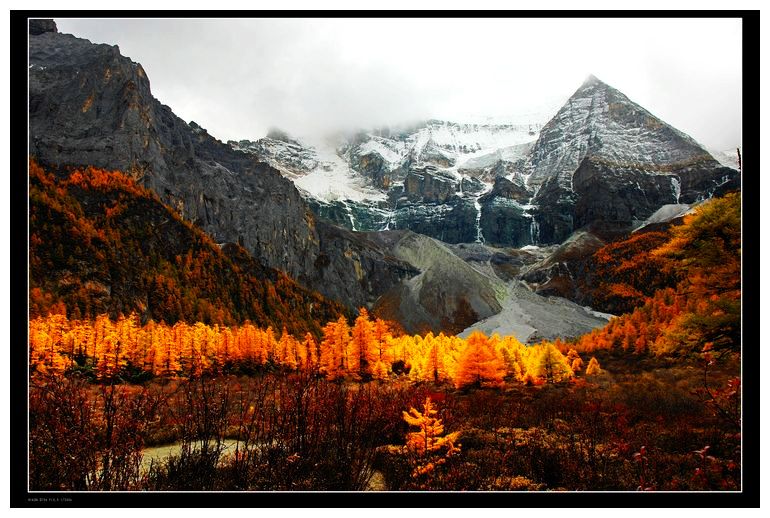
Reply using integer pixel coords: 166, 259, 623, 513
29, 308, 602, 388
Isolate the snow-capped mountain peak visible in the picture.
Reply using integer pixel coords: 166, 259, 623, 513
230, 77, 738, 249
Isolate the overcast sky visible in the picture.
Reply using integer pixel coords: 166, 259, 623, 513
55, 17, 742, 150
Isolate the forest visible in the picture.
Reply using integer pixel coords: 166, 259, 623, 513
27, 162, 742, 492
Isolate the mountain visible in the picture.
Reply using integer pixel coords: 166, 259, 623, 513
28, 21, 414, 312
27, 22, 738, 344
364, 232, 609, 341
29, 160, 347, 337
523, 75, 739, 244
233, 76, 738, 248
230, 120, 541, 244
708, 147, 741, 170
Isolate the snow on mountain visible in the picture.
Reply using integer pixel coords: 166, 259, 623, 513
419, 120, 539, 154
632, 203, 696, 233
527, 75, 724, 191
708, 147, 741, 170
231, 135, 387, 203
230, 118, 545, 236
356, 138, 407, 169
230, 76, 737, 250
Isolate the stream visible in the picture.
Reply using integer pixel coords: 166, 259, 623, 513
140, 440, 388, 490
140, 439, 244, 473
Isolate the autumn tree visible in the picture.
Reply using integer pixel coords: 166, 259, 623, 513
535, 343, 574, 383
303, 332, 319, 373
95, 331, 126, 380
370, 318, 393, 379
567, 348, 584, 373
591, 230, 678, 314
277, 327, 298, 371
653, 192, 741, 353
29, 316, 71, 375
454, 331, 506, 389
496, 335, 526, 381
320, 316, 351, 379
153, 323, 180, 377
585, 357, 602, 376
350, 308, 375, 377
402, 397, 461, 478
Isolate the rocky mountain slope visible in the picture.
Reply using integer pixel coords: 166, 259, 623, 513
523, 75, 739, 244
29, 160, 348, 337
363, 231, 609, 341
28, 21, 414, 311
234, 77, 738, 249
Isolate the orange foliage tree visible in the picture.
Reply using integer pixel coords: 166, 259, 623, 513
453, 332, 506, 389
402, 397, 461, 478
585, 357, 602, 376
29, 311, 582, 387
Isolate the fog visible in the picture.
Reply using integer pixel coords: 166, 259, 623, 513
55, 17, 742, 150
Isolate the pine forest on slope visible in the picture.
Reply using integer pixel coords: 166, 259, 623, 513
25, 18, 743, 494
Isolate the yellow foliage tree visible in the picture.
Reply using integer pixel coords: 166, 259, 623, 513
370, 317, 393, 379
535, 343, 574, 383
95, 331, 126, 380
453, 331, 506, 389
350, 308, 375, 377
402, 397, 461, 478
319, 317, 349, 379
567, 348, 583, 373
586, 357, 602, 376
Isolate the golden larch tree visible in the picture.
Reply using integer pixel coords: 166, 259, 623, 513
567, 348, 583, 373
303, 332, 319, 372
454, 331, 506, 389
402, 397, 461, 478
403, 397, 460, 456
586, 357, 602, 376
535, 342, 573, 383
350, 308, 376, 377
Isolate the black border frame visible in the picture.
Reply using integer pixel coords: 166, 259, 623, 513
9, 9, 760, 508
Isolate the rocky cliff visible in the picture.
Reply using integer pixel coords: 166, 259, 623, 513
236, 76, 738, 249
523, 75, 739, 244
28, 24, 414, 310
232, 120, 539, 245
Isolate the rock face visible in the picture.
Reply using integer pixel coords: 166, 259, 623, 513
310, 223, 419, 310
403, 166, 456, 203
29, 30, 317, 280
28, 29, 414, 310
524, 75, 740, 244
29, 19, 57, 35
520, 229, 608, 301
478, 176, 534, 248
233, 120, 540, 244
239, 76, 738, 249
393, 195, 477, 244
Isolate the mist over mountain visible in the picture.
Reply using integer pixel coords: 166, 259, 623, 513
232, 75, 738, 249
28, 19, 740, 342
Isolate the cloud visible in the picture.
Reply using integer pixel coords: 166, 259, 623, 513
54, 17, 742, 150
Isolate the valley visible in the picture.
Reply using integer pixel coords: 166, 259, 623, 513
23, 18, 744, 495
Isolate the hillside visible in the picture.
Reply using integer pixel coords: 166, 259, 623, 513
573, 192, 741, 356
27, 22, 415, 315
29, 160, 348, 337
